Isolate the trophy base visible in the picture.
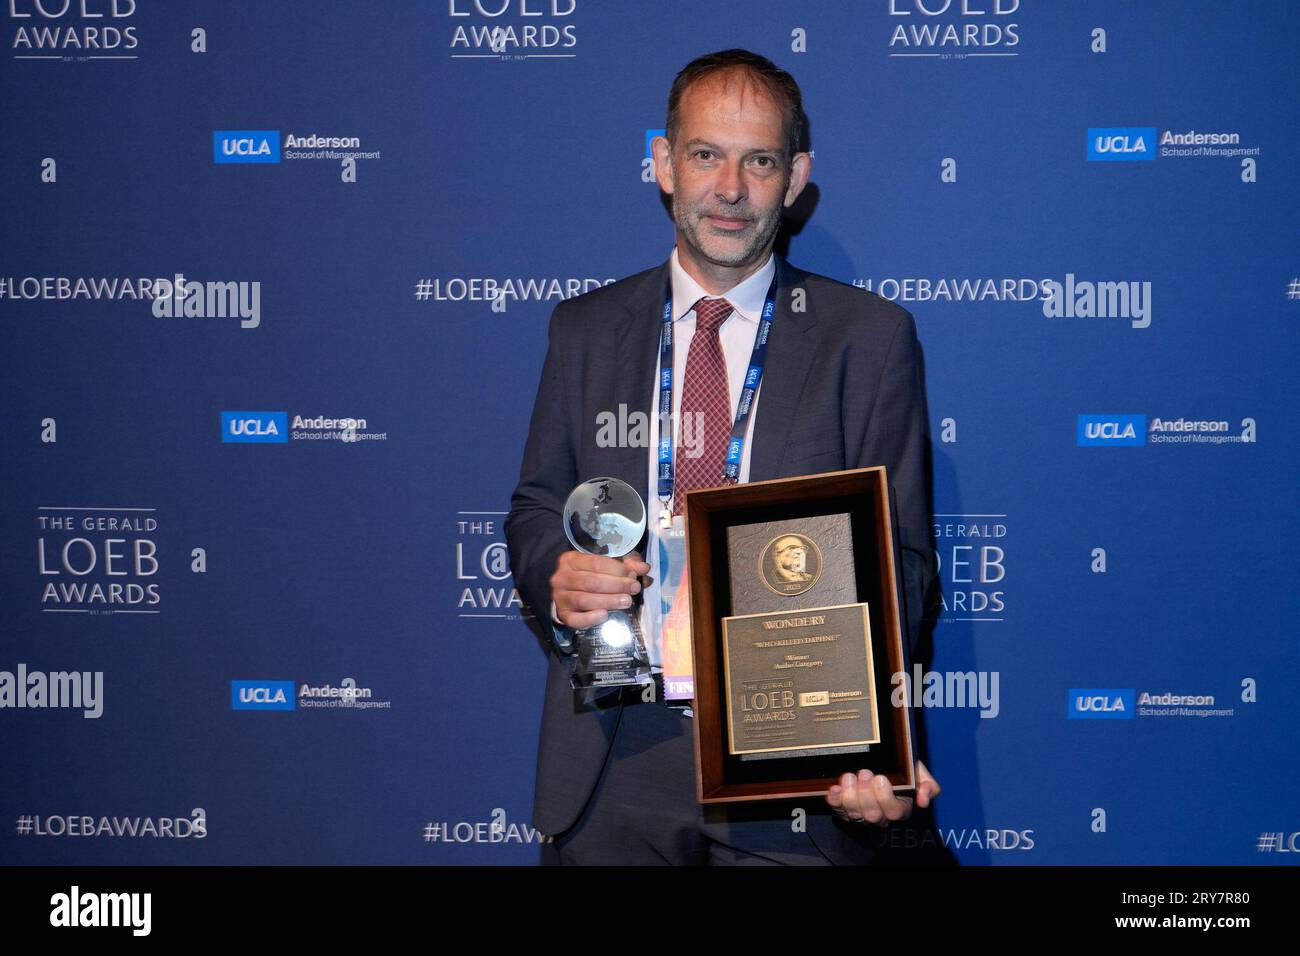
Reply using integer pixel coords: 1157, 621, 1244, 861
567, 609, 653, 690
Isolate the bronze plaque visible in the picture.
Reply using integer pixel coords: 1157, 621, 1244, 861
722, 602, 879, 758
686, 467, 917, 803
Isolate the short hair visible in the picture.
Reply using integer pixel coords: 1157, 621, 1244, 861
665, 49, 805, 160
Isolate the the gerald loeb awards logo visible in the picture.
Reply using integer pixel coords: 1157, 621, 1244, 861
759, 533, 822, 596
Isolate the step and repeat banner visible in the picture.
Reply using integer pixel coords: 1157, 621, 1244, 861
1, 1, 1296, 866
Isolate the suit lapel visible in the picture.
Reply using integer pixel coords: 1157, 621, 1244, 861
748, 255, 817, 481
609, 262, 670, 507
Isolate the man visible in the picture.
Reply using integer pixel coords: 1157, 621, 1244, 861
506, 49, 939, 865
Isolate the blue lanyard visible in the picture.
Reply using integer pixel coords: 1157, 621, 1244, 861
656, 273, 779, 509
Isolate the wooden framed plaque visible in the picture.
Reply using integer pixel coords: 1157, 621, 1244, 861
685, 466, 916, 803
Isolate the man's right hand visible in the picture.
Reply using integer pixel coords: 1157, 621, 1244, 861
551, 550, 649, 629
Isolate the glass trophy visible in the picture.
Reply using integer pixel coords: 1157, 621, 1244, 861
561, 477, 652, 689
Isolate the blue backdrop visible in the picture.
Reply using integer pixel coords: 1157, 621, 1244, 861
2, 0, 1297, 865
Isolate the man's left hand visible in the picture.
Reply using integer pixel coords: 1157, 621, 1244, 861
824, 760, 940, 827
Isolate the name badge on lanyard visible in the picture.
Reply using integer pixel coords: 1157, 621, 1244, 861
651, 274, 779, 700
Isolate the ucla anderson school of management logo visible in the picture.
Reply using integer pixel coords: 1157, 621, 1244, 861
1077, 413, 1256, 448
220, 411, 385, 445
1088, 127, 1256, 162
212, 130, 375, 166
1069, 687, 1235, 721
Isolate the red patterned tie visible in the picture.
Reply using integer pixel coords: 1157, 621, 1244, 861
673, 296, 735, 515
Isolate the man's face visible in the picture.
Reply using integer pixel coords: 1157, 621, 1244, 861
653, 68, 810, 272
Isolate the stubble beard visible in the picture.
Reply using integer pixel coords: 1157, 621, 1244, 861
671, 175, 788, 271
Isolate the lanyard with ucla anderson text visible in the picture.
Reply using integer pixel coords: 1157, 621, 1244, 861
656, 273, 779, 511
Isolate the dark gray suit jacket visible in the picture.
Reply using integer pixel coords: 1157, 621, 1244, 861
506, 254, 937, 858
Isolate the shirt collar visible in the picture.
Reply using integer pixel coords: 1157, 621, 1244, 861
669, 246, 776, 324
